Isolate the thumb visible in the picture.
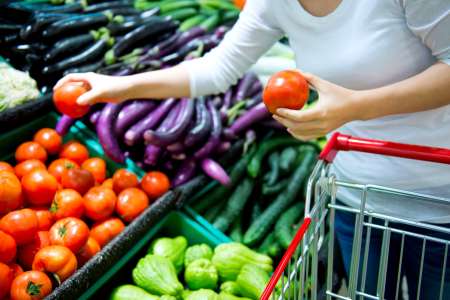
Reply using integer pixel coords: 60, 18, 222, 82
76, 89, 102, 106
299, 72, 328, 91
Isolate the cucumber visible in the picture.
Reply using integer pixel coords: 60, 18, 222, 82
265, 151, 280, 186
199, 6, 218, 16
198, 0, 239, 11
261, 178, 289, 196
159, 0, 198, 14
275, 202, 305, 249
222, 10, 240, 23
279, 147, 297, 174
213, 177, 254, 232
243, 146, 317, 246
229, 216, 243, 243
199, 12, 221, 32
162, 8, 198, 21
257, 232, 275, 255
268, 241, 282, 258
204, 198, 227, 222
180, 15, 207, 32
250, 201, 262, 224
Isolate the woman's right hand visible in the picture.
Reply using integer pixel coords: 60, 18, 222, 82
53, 72, 132, 105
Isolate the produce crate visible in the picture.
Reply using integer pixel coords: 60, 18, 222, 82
84, 211, 231, 299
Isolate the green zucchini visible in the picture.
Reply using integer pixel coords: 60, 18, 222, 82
222, 10, 240, 23
162, 8, 198, 21
200, 12, 221, 32
275, 202, 305, 249
204, 198, 227, 222
180, 15, 207, 32
198, 0, 239, 11
265, 151, 280, 186
261, 178, 289, 196
159, 0, 198, 14
279, 147, 298, 174
229, 217, 243, 243
250, 201, 262, 224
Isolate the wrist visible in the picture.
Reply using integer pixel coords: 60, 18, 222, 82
349, 89, 381, 121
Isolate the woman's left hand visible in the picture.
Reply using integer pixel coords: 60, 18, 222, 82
273, 72, 361, 141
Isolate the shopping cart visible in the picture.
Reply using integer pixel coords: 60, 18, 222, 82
261, 132, 450, 300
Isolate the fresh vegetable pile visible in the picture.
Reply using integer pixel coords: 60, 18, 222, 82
0, 127, 170, 300
110, 235, 286, 300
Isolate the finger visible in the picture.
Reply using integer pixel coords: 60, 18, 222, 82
76, 89, 103, 105
299, 72, 327, 90
275, 107, 321, 122
287, 129, 317, 141
273, 115, 323, 131
53, 73, 92, 90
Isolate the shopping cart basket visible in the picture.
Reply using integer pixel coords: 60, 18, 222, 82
261, 132, 450, 300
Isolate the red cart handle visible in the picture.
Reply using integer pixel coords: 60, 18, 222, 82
319, 132, 450, 164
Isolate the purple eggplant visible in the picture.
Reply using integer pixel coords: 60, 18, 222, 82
115, 100, 156, 137
220, 89, 233, 122
167, 142, 185, 153
234, 72, 259, 102
89, 110, 102, 125
246, 80, 263, 98
214, 26, 229, 39
144, 144, 162, 166
172, 159, 197, 187
142, 31, 182, 60
124, 98, 176, 146
174, 27, 206, 49
184, 97, 212, 147
194, 101, 222, 159
260, 119, 284, 130
55, 115, 75, 136
217, 141, 231, 153
245, 91, 262, 109
171, 153, 187, 160
144, 98, 194, 147
201, 158, 230, 186
97, 103, 126, 163
224, 102, 270, 139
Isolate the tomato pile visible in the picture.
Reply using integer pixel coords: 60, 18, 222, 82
0, 128, 170, 300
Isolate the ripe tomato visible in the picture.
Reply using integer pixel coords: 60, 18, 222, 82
50, 189, 84, 220
112, 169, 139, 194
90, 217, 125, 248
14, 159, 46, 180
140, 171, 170, 199
49, 217, 89, 253
32, 245, 77, 282
32, 208, 54, 231
0, 209, 38, 245
116, 188, 149, 222
0, 171, 23, 215
15, 142, 47, 163
76, 237, 100, 267
59, 141, 89, 165
0, 161, 14, 173
262, 70, 309, 114
0, 230, 16, 263
53, 82, 90, 119
17, 231, 50, 270
83, 187, 116, 221
9, 263, 23, 277
10, 271, 52, 300
61, 168, 95, 196
22, 170, 58, 206
33, 128, 62, 155
81, 157, 107, 184
234, 0, 245, 10
102, 178, 114, 190
0, 262, 14, 299
48, 158, 79, 183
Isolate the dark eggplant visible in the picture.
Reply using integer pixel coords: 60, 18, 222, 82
44, 33, 95, 62
167, 142, 185, 153
260, 119, 284, 130
174, 26, 206, 49
19, 13, 71, 41
83, 1, 133, 13
124, 98, 176, 146
144, 144, 163, 166
234, 72, 259, 102
89, 110, 102, 125
139, 7, 160, 19
55, 115, 76, 136
224, 102, 270, 138
194, 100, 222, 160
63, 59, 105, 75
144, 98, 194, 147
184, 97, 212, 147
115, 100, 156, 137
8, 2, 83, 14
103, 7, 140, 16
42, 14, 109, 38
217, 141, 231, 153
245, 91, 262, 109
220, 89, 232, 121
0, 24, 21, 35
201, 158, 230, 186
214, 25, 229, 39
172, 159, 197, 187
97, 103, 126, 163
141, 31, 182, 60
246, 80, 263, 98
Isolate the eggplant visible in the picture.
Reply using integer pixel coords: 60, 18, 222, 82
8, 2, 83, 14
97, 103, 126, 163
172, 159, 197, 187
124, 98, 176, 146
220, 89, 232, 121
141, 31, 182, 60
19, 13, 71, 41
234, 72, 259, 102
44, 33, 95, 62
89, 110, 102, 125
139, 7, 160, 19
174, 26, 206, 49
167, 142, 185, 153
42, 13, 109, 38
214, 26, 229, 39
217, 141, 231, 154
244, 91, 262, 109
224, 102, 270, 139
55, 115, 76, 136
246, 80, 263, 98
260, 119, 284, 130
115, 100, 156, 137
194, 100, 222, 159
144, 98, 194, 147
184, 97, 212, 147
0, 24, 21, 35
63, 59, 105, 75
144, 144, 163, 166
83, 1, 133, 13
201, 158, 230, 186
103, 7, 140, 16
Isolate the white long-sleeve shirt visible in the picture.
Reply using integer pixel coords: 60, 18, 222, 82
184, 0, 450, 222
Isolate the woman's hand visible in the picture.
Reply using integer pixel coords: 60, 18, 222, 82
273, 72, 361, 141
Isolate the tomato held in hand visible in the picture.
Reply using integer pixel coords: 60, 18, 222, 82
33, 128, 62, 155
59, 141, 89, 165
17, 231, 50, 270
49, 217, 89, 253
15, 142, 47, 163
140, 171, 170, 199
263, 70, 309, 114
81, 157, 107, 184
76, 237, 100, 267
90, 217, 125, 248
61, 168, 95, 196
32, 208, 54, 231
0, 262, 14, 299
112, 169, 139, 194
83, 187, 116, 221
0, 230, 16, 264
0, 209, 38, 245
10, 271, 52, 300
0, 161, 14, 173
116, 188, 149, 222
32, 245, 77, 282
22, 170, 58, 206
53, 82, 90, 119
50, 189, 84, 220
14, 159, 46, 180
48, 158, 79, 183
0, 171, 23, 215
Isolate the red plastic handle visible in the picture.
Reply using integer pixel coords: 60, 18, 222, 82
319, 132, 450, 164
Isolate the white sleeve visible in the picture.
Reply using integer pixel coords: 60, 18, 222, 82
399, 0, 450, 65
182, 0, 284, 97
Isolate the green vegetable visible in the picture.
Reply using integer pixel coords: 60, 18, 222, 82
199, 13, 220, 32
159, 0, 198, 14
261, 179, 289, 196
132, 254, 183, 297
265, 151, 280, 186
186, 289, 220, 300
257, 232, 276, 255
161, 296, 177, 300
219, 293, 252, 300
185, 259, 219, 290
148, 236, 187, 273
185, 244, 213, 267
198, 0, 238, 11
212, 243, 273, 281
279, 147, 298, 174
213, 178, 254, 232
204, 199, 227, 222
220, 282, 241, 296
110, 285, 159, 300
162, 8, 198, 21
229, 217, 243, 243
267, 241, 282, 258
180, 15, 207, 31
250, 202, 262, 224
236, 264, 270, 300
275, 202, 304, 249
222, 10, 240, 23
182, 290, 193, 300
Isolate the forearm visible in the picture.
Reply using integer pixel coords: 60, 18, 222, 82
356, 62, 450, 120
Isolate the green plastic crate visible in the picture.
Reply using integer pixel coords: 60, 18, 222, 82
84, 211, 231, 299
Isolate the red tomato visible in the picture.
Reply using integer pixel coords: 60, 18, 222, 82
48, 158, 79, 183
0, 262, 14, 299
14, 159, 46, 180
22, 170, 58, 206
53, 82, 90, 119
17, 231, 50, 270
76, 237, 100, 267
0, 230, 16, 264
81, 157, 107, 184
9, 263, 23, 277
102, 178, 114, 190
59, 141, 89, 165
0, 171, 23, 215
90, 218, 125, 248
50, 189, 84, 220
234, 0, 246, 10
32, 245, 77, 282
112, 169, 139, 194
262, 70, 309, 114
15, 142, 47, 163
140, 171, 170, 199
10, 271, 52, 300
33, 128, 62, 155
61, 168, 95, 196
0, 209, 38, 245
32, 208, 54, 231
83, 187, 116, 221
49, 217, 89, 253
0, 162, 14, 173
116, 188, 149, 222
